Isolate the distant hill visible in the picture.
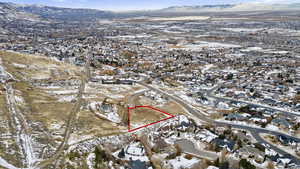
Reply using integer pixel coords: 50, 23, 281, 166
0, 2, 116, 22
16, 4, 116, 21
1, 2, 300, 23
159, 3, 300, 13
0, 2, 41, 23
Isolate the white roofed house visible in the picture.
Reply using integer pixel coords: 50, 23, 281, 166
195, 129, 218, 143
175, 115, 192, 132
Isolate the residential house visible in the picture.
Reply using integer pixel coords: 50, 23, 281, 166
238, 146, 265, 163
211, 139, 235, 152
271, 118, 291, 129
225, 113, 247, 121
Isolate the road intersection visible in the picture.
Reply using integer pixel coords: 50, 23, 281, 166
136, 81, 300, 164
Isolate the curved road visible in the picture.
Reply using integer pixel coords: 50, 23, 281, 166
207, 85, 300, 117
137, 81, 300, 165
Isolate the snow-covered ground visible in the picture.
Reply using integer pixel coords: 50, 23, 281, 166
213, 93, 300, 116
1, 60, 37, 169
182, 41, 241, 51
12, 63, 27, 69
69, 134, 95, 145
217, 119, 296, 137
164, 154, 200, 169
58, 95, 76, 102
195, 129, 218, 143
266, 28, 300, 36
106, 110, 121, 123
261, 133, 300, 161
114, 142, 149, 162
149, 16, 210, 21
86, 152, 95, 169
89, 101, 121, 123
221, 27, 265, 33
207, 166, 219, 169
144, 90, 167, 106
49, 122, 63, 130
265, 124, 279, 131
174, 91, 198, 105
0, 156, 18, 169
47, 89, 78, 95
216, 102, 230, 110
0, 58, 15, 82
4, 74, 37, 168
201, 64, 215, 74
241, 47, 289, 54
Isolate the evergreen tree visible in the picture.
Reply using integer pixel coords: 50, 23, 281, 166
118, 148, 125, 158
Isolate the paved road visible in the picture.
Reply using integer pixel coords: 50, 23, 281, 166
207, 85, 300, 164
137, 81, 300, 165
217, 122, 300, 164
207, 85, 300, 117
176, 139, 218, 161
251, 131, 299, 164
137, 82, 213, 123
127, 89, 148, 108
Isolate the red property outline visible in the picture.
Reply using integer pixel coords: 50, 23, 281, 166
128, 106, 175, 132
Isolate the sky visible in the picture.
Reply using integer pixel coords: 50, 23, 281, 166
1, 0, 299, 11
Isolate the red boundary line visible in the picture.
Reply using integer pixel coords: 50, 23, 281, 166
127, 106, 175, 132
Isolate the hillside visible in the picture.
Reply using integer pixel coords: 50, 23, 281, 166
0, 2, 41, 23
159, 3, 300, 13
1, 2, 300, 23
0, 2, 116, 22
16, 4, 116, 21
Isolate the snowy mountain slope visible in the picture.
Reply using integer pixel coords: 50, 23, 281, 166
0, 2, 41, 22
159, 3, 300, 13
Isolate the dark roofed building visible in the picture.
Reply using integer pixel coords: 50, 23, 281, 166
128, 159, 150, 169
212, 138, 235, 152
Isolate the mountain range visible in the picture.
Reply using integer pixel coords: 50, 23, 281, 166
0, 2, 300, 23
0, 2, 41, 22
160, 3, 300, 13
0, 2, 115, 23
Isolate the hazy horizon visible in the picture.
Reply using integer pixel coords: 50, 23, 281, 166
1, 0, 299, 11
